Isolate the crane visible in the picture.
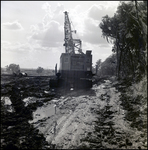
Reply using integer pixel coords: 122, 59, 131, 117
50, 11, 92, 89
63, 11, 83, 54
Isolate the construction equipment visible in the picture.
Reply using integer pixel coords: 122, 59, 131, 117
63, 11, 83, 54
50, 11, 93, 89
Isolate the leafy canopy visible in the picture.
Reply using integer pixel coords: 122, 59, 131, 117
99, 1, 147, 81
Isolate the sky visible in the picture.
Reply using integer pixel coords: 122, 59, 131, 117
1, 1, 120, 69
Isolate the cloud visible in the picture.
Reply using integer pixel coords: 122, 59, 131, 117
42, 14, 52, 26
1, 41, 32, 53
79, 15, 105, 44
1, 40, 62, 68
88, 3, 118, 21
26, 2, 65, 49
2, 21, 24, 30
1, 41, 11, 46
42, 2, 53, 15
28, 2, 114, 49
42, 21, 63, 47
53, 4, 64, 24
82, 42, 112, 65
1, 2, 119, 68
57, 5, 106, 45
54, 3, 64, 14
73, 3, 118, 45
28, 20, 63, 48
88, 5, 104, 20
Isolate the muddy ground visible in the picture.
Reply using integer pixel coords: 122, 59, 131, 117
1, 75, 147, 149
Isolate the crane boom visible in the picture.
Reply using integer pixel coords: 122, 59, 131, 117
63, 11, 74, 53
63, 11, 83, 54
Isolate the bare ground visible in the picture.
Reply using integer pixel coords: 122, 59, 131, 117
29, 79, 147, 149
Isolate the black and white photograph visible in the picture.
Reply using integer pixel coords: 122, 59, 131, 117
1, 1, 147, 149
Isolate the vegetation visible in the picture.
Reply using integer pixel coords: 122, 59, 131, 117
97, 54, 117, 77
6, 64, 20, 74
99, 1, 147, 81
36, 67, 44, 75
93, 2, 147, 149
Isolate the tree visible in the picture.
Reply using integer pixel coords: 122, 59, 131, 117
96, 59, 102, 67
95, 59, 101, 75
99, 1, 147, 81
6, 64, 20, 74
36, 67, 44, 75
98, 54, 117, 77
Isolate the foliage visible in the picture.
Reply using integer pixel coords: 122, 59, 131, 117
96, 59, 102, 67
99, 1, 147, 81
36, 67, 44, 74
94, 59, 102, 75
97, 54, 117, 77
6, 64, 20, 74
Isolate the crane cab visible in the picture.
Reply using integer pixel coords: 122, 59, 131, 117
58, 50, 92, 89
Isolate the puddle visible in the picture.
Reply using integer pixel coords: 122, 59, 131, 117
104, 80, 111, 83
29, 103, 58, 124
1, 96, 14, 112
51, 99, 60, 103
23, 97, 35, 107
1, 96, 12, 105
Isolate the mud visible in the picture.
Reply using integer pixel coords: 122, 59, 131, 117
29, 79, 147, 149
1, 76, 55, 149
1, 76, 147, 149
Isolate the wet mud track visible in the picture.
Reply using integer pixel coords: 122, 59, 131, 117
1, 76, 147, 149
29, 80, 147, 149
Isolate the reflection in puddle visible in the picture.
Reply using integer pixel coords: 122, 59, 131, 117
1, 96, 12, 105
29, 103, 56, 123
1, 96, 14, 112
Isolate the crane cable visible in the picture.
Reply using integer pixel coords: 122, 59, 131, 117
69, 16, 79, 39
68, 13, 83, 54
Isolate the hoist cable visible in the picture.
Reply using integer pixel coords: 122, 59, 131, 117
69, 15, 79, 39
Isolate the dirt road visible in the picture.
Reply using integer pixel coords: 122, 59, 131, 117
29, 79, 147, 149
